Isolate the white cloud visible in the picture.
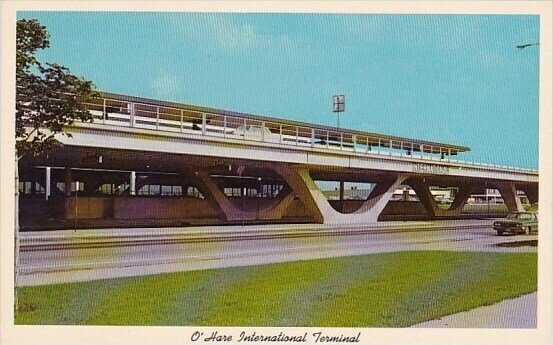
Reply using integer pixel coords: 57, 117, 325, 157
152, 68, 181, 99
178, 16, 294, 53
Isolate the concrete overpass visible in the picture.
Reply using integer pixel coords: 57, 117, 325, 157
18, 92, 538, 228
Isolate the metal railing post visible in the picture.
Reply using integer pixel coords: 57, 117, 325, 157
378, 139, 381, 155
102, 98, 106, 124
295, 126, 299, 145
340, 133, 344, 150
202, 113, 206, 135
420, 144, 424, 159
389, 140, 392, 155
180, 109, 184, 133
156, 106, 160, 130
326, 131, 329, 149
400, 141, 403, 156
279, 124, 283, 144
223, 116, 227, 138
261, 121, 266, 142
129, 103, 135, 127
311, 128, 315, 148
366, 136, 369, 153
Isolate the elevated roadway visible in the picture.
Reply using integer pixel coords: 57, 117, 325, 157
19, 92, 539, 226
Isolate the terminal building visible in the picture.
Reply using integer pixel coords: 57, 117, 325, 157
18, 92, 538, 230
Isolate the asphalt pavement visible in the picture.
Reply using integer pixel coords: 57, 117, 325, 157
16, 219, 537, 287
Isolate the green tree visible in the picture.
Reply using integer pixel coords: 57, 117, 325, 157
15, 18, 97, 311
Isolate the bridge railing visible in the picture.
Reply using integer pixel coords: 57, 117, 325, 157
82, 97, 537, 174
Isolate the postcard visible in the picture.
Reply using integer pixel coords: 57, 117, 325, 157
1, 1, 551, 345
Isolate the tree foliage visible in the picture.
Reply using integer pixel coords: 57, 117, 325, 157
16, 18, 98, 158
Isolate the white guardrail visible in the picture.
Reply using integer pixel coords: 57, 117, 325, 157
81, 97, 538, 174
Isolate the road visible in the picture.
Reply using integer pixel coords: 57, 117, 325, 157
17, 220, 537, 286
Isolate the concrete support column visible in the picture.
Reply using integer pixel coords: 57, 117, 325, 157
181, 175, 188, 197
272, 166, 325, 223
189, 171, 233, 220
83, 179, 100, 194
64, 167, 72, 197
45, 167, 51, 200
496, 181, 525, 212
273, 164, 407, 224
130, 171, 136, 196
407, 179, 474, 217
448, 184, 475, 212
30, 170, 37, 194
257, 186, 295, 220
187, 170, 295, 221
133, 176, 151, 194
519, 184, 538, 205
402, 188, 410, 201
353, 175, 408, 217
406, 179, 440, 217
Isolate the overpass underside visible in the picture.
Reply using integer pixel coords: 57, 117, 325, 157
18, 146, 538, 230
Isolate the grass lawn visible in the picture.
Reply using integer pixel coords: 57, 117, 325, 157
15, 251, 537, 327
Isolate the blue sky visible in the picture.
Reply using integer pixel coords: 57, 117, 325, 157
19, 12, 539, 168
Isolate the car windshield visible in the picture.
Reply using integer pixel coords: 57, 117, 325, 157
506, 212, 533, 220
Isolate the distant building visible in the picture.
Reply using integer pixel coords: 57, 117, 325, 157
322, 186, 455, 202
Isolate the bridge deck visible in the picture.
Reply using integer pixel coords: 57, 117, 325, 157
84, 92, 470, 157
76, 92, 536, 177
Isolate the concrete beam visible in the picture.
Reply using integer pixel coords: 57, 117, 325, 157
56, 124, 539, 183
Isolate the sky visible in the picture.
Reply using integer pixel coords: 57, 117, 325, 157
18, 12, 540, 169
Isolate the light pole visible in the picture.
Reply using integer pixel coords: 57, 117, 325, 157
257, 177, 262, 220
74, 181, 79, 232
333, 95, 345, 130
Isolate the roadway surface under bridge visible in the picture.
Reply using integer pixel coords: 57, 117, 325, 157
17, 220, 537, 287
19, 92, 539, 227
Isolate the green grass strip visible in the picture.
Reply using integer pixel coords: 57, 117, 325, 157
15, 251, 537, 327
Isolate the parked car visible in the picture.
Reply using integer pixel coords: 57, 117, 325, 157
233, 125, 280, 143
493, 211, 538, 235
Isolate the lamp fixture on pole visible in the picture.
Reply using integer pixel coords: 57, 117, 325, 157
333, 94, 345, 129
516, 42, 539, 50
